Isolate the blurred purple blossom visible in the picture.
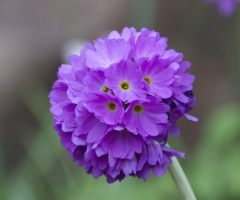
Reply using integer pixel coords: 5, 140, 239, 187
206, 0, 240, 17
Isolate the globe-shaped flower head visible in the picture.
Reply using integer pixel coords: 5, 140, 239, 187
49, 27, 197, 183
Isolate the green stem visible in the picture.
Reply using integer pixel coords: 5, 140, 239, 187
168, 155, 196, 200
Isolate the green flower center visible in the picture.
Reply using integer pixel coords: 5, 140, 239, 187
101, 85, 109, 93
120, 81, 130, 90
143, 77, 151, 85
134, 105, 143, 113
108, 102, 116, 111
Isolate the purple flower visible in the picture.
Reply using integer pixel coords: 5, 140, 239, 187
84, 70, 109, 93
72, 104, 113, 144
137, 141, 185, 180
49, 27, 197, 183
123, 97, 169, 137
84, 92, 124, 125
95, 128, 143, 159
105, 60, 146, 102
86, 38, 131, 70
138, 56, 174, 98
171, 61, 195, 103
205, 0, 240, 17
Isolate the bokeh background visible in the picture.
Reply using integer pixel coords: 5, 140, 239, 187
1, 0, 240, 199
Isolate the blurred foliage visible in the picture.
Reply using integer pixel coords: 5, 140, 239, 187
0, 80, 239, 200
189, 104, 240, 200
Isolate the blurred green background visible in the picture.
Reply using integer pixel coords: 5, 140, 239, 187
0, 0, 240, 199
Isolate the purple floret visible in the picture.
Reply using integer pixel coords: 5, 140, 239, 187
105, 60, 146, 102
49, 27, 197, 183
123, 97, 169, 137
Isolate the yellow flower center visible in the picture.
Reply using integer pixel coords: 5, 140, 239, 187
101, 85, 109, 93
108, 102, 116, 111
134, 105, 143, 113
120, 81, 130, 90
143, 77, 151, 85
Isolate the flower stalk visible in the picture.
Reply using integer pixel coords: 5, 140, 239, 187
168, 154, 196, 200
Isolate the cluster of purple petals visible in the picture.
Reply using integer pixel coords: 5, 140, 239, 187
205, 0, 240, 17
49, 27, 197, 183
